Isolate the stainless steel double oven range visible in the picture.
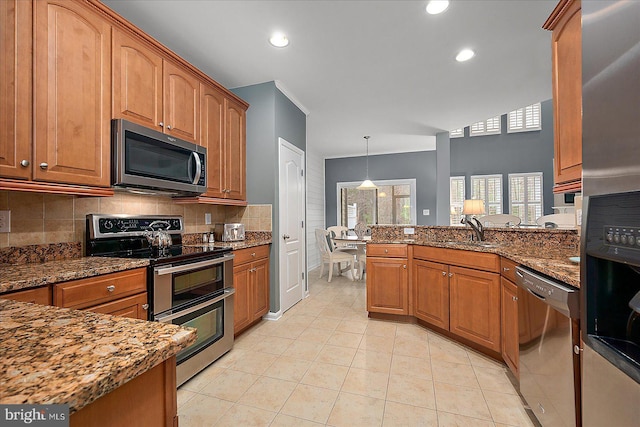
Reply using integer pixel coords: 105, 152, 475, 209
86, 214, 234, 386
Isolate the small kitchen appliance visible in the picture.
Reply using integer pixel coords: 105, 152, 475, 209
86, 214, 234, 386
214, 223, 245, 242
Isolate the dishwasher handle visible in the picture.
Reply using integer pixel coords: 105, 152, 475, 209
515, 266, 580, 319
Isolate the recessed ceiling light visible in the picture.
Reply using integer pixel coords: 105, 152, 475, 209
269, 32, 289, 48
456, 49, 475, 62
426, 0, 450, 15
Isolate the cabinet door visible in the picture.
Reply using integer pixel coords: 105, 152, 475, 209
413, 259, 449, 330
366, 257, 408, 315
233, 263, 252, 334
33, 0, 111, 187
551, 0, 582, 186
163, 60, 199, 143
501, 277, 519, 378
200, 83, 225, 198
225, 98, 246, 200
86, 292, 148, 320
251, 258, 270, 319
449, 266, 501, 352
1, 286, 51, 306
112, 29, 163, 130
0, 0, 31, 180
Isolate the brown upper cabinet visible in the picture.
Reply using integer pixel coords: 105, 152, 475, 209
33, 0, 112, 188
544, 0, 582, 193
199, 83, 247, 201
113, 29, 200, 144
1, 0, 113, 195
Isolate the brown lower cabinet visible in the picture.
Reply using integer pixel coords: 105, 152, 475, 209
54, 268, 148, 320
501, 276, 519, 378
0, 286, 51, 305
233, 245, 270, 335
366, 244, 408, 315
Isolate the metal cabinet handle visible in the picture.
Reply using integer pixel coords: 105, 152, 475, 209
384, 249, 388, 254
106, 285, 116, 293
159, 122, 164, 128
39, 162, 48, 169
442, 271, 447, 276
251, 252, 256, 257
448, 272, 453, 277
20, 160, 29, 167
167, 125, 172, 130
503, 267, 510, 271
142, 304, 149, 310
512, 296, 518, 302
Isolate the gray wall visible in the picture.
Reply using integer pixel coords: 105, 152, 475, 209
450, 99, 555, 215
232, 81, 306, 313
325, 151, 438, 227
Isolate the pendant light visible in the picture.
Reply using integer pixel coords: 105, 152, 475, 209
357, 136, 378, 190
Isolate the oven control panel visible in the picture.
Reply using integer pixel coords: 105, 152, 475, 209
604, 225, 640, 249
88, 214, 184, 239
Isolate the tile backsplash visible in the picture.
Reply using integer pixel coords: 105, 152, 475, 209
0, 191, 271, 249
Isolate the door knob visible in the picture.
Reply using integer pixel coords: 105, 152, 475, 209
167, 125, 172, 130
159, 122, 164, 127
442, 271, 447, 276
283, 234, 290, 240
448, 272, 453, 277
39, 162, 48, 169
142, 304, 149, 310
20, 160, 29, 167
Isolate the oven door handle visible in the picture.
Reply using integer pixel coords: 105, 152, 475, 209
154, 254, 235, 275
191, 151, 202, 185
155, 288, 235, 323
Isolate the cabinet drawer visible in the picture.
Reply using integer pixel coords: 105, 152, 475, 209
367, 244, 407, 258
413, 246, 499, 273
233, 245, 270, 266
500, 257, 519, 283
54, 268, 147, 310
86, 292, 148, 320
1, 286, 51, 306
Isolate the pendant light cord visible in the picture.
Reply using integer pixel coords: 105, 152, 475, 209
364, 135, 370, 179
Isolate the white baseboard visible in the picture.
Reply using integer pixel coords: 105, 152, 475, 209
263, 310, 282, 321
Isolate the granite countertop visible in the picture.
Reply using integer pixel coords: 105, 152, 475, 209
371, 239, 580, 288
0, 299, 196, 413
206, 239, 272, 250
0, 257, 150, 294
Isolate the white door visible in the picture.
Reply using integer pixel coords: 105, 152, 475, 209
278, 138, 306, 313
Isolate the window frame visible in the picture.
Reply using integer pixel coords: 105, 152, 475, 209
470, 174, 503, 215
336, 179, 417, 226
507, 103, 542, 134
508, 172, 544, 225
470, 116, 501, 137
449, 176, 466, 225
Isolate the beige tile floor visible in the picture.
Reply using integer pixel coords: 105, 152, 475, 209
177, 269, 535, 427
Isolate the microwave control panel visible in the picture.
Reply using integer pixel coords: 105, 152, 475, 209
604, 225, 640, 250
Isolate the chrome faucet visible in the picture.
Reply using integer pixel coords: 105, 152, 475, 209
461, 216, 485, 241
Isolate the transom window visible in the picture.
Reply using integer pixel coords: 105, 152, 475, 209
509, 172, 543, 224
508, 103, 541, 133
471, 174, 503, 215
449, 128, 464, 138
337, 179, 416, 227
470, 116, 501, 137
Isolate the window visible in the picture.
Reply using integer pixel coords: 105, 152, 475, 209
508, 103, 541, 133
450, 128, 464, 138
509, 172, 543, 225
450, 176, 465, 225
471, 174, 503, 215
336, 179, 416, 227
470, 116, 501, 137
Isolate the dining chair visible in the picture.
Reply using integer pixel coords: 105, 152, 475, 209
315, 229, 355, 282
480, 214, 521, 227
327, 226, 355, 251
535, 213, 576, 228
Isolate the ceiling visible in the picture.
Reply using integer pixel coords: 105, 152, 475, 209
102, 0, 556, 158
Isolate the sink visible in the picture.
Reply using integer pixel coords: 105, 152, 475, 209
444, 241, 501, 248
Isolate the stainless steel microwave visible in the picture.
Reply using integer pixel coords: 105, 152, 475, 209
111, 119, 207, 196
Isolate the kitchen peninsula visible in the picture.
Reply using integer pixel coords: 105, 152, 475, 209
0, 299, 196, 427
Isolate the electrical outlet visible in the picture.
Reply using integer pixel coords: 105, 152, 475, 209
0, 210, 10, 233
204, 213, 212, 225
404, 227, 415, 235
422, 209, 430, 216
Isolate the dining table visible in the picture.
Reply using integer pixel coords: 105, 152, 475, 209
332, 236, 369, 279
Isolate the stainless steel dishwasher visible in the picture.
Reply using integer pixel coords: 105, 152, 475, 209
515, 266, 581, 427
